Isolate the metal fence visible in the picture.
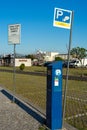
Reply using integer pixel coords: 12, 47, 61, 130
0, 67, 87, 130
63, 78, 87, 130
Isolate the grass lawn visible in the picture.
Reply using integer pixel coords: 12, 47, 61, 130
0, 71, 46, 112
0, 66, 87, 130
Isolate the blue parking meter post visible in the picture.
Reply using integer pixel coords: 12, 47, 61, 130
46, 61, 62, 130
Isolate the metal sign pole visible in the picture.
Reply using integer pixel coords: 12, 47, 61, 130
62, 11, 74, 127
13, 44, 16, 102
8, 24, 21, 102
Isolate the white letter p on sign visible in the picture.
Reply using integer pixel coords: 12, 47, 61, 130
56, 10, 63, 19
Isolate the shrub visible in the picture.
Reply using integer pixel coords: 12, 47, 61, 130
19, 63, 25, 71
55, 56, 63, 61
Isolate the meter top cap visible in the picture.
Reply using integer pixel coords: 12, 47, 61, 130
47, 61, 62, 69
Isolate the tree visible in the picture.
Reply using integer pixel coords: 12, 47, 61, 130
70, 47, 87, 76
55, 56, 63, 61
25, 54, 35, 60
70, 47, 87, 61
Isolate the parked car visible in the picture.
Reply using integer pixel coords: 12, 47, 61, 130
63, 60, 77, 68
69, 60, 81, 68
63, 59, 87, 68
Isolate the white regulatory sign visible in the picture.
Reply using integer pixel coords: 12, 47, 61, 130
8, 24, 21, 44
53, 8, 72, 29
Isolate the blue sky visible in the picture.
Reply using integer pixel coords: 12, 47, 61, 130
0, 0, 87, 55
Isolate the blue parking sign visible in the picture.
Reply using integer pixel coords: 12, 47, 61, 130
53, 8, 72, 29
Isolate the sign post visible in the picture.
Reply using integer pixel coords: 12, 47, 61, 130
53, 8, 74, 128
62, 11, 74, 127
8, 24, 21, 102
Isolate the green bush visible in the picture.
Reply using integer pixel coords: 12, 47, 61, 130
19, 63, 25, 71
55, 56, 63, 61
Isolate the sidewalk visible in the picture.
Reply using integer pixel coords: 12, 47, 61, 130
0, 87, 43, 130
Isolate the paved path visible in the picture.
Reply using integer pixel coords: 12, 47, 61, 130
0, 87, 42, 130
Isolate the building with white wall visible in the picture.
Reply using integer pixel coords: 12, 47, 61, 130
15, 58, 32, 67
56, 54, 73, 60
44, 52, 59, 62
